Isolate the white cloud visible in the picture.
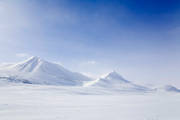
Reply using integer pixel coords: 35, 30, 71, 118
80, 72, 96, 78
0, 62, 13, 67
16, 53, 30, 58
86, 60, 97, 65
79, 60, 97, 67
54, 61, 63, 66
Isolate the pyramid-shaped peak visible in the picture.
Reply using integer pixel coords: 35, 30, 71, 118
0, 56, 92, 85
11, 56, 47, 72
27, 56, 43, 62
100, 71, 130, 83
23, 56, 48, 65
105, 71, 123, 79
108, 70, 120, 76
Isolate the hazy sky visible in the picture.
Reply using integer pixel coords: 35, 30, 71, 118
0, 0, 180, 86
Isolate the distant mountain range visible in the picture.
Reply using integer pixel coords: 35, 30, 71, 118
0, 56, 179, 93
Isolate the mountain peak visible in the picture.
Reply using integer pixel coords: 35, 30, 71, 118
90, 71, 131, 88
107, 70, 120, 77
12, 56, 46, 73
163, 85, 180, 92
0, 56, 92, 85
26, 56, 43, 62
104, 71, 128, 82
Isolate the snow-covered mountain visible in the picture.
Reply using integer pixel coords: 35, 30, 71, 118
0, 56, 92, 86
1, 56, 179, 94
87, 71, 151, 92
158, 85, 180, 93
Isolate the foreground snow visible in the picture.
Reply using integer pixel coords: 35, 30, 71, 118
0, 84, 179, 120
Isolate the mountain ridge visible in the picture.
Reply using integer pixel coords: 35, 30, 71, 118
0, 56, 179, 93
84, 70, 151, 92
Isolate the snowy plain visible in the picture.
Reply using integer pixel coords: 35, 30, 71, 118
0, 84, 180, 120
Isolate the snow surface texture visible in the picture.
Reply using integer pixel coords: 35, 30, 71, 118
0, 84, 180, 120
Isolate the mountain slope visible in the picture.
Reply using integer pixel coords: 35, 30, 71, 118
88, 71, 150, 92
0, 56, 92, 86
159, 85, 180, 93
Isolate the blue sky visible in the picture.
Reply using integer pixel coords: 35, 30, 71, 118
0, 0, 180, 86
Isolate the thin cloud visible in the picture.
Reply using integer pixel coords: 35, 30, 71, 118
87, 60, 97, 65
16, 53, 30, 58
53, 61, 63, 66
